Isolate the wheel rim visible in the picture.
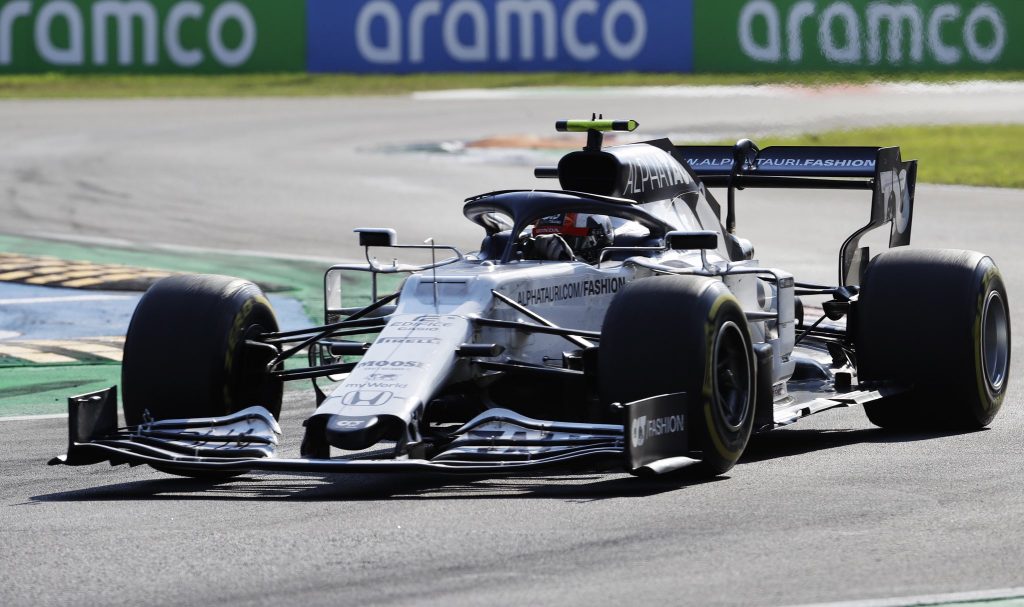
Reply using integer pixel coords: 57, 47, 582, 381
713, 321, 753, 431
982, 290, 1009, 392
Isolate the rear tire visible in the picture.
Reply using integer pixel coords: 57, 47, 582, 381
856, 249, 1010, 430
600, 276, 756, 477
122, 274, 283, 427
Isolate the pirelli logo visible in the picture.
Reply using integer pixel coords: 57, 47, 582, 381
0, 253, 174, 291
0, 337, 124, 364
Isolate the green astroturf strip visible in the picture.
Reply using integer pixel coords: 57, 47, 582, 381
0, 363, 119, 416
0, 71, 1022, 99
936, 599, 1024, 606
713, 125, 1024, 189
0, 233, 327, 321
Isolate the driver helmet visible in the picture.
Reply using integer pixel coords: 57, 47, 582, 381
533, 212, 614, 262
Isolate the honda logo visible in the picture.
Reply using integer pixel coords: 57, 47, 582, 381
341, 390, 394, 406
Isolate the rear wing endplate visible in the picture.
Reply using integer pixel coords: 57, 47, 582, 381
675, 144, 918, 286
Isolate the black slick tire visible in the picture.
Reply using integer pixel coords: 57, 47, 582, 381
599, 275, 756, 477
121, 274, 283, 427
856, 248, 1010, 430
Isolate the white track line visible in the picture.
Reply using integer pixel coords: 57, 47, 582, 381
413, 81, 1024, 101
0, 294, 133, 305
28, 231, 356, 266
414, 84, 793, 100
0, 413, 69, 422
784, 586, 1024, 607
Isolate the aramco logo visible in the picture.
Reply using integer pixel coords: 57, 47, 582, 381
0, 0, 258, 67
738, 0, 1006, 65
353, 0, 649, 65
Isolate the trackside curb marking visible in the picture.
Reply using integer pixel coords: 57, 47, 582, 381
0, 345, 76, 364
0, 253, 174, 291
782, 586, 1024, 607
0, 337, 125, 363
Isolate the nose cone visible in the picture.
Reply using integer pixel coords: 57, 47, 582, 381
324, 414, 388, 451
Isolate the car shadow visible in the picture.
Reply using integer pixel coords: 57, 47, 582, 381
31, 469, 724, 503
31, 426, 978, 504
742, 425, 983, 463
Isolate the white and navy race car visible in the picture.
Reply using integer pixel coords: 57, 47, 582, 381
52, 119, 1010, 479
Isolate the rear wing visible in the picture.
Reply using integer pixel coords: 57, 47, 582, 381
675, 142, 918, 286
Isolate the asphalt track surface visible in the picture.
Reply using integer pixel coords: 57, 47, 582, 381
2, 84, 1024, 606
2, 82, 1023, 262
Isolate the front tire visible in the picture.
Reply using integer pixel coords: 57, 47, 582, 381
599, 276, 756, 476
121, 274, 283, 427
856, 249, 1010, 430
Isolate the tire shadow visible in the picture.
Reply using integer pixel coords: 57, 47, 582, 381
742, 426, 984, 463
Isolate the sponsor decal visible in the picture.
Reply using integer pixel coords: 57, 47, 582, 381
307, 0, 694, 73
631, 414, 647, 447
687, 157, 734, 170
515, 276, 627, 306
622, 151, 691, 196
624, 393, 689, 469
376, 337, 442, 345
631, 413, 685, 448
757, 158, 874, 169
366, 373, 401, 381
0, 0, 304, 73
345, 369, 415, 389
346, 382, 409, 389
533, 212, 590, 237
386, 314, 458, 333
685, 156, 876, 172
696, 1, 1022, 72
331, 417, 369, 429
340, 390, 394, 406
879, 167, 912, 234
411, 314, 455, 322
356, 360, 425, 369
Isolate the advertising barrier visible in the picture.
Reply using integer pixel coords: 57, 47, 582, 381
0, 0, 304, 73
696, 0, 1023, 72
1, 0, 1018, 74
306, 0, 694, 73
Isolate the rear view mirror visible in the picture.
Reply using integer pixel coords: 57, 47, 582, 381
355, 228, 397, 247
666, 231, 718, 251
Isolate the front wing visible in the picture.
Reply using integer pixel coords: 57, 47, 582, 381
49, 388, 697, 477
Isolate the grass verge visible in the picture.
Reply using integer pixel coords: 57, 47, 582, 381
740, 124, 1024, 189
0, 71, 1022, 99
0, 234, 327, 322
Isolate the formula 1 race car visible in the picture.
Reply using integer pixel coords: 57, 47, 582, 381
52, 119, 1010, 480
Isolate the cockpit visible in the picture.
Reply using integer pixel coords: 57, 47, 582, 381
465, 190, 672, 265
